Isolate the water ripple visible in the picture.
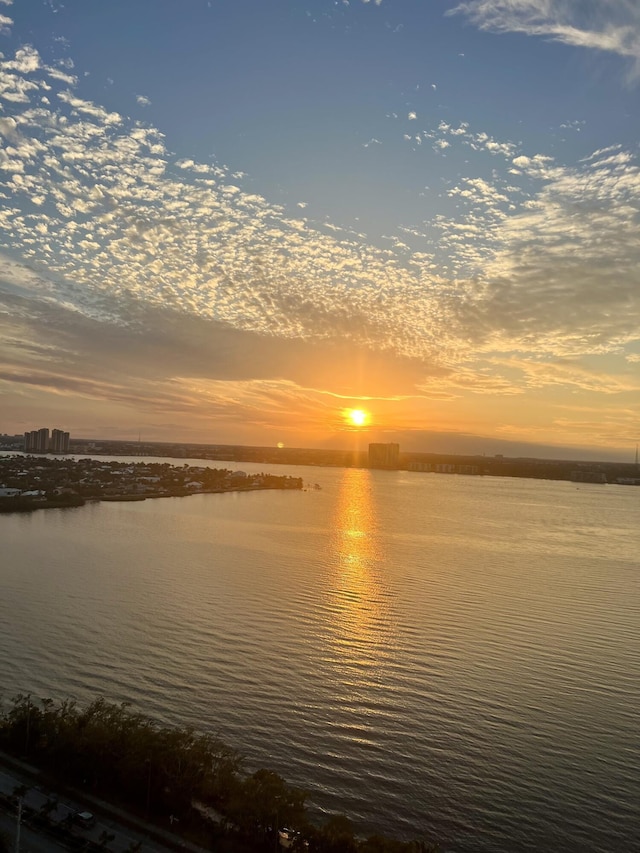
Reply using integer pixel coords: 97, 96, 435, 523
1, 465, 639, 853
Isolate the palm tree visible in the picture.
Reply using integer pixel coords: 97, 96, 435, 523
39, 797, 58, 821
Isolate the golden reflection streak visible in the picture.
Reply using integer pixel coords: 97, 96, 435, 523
328, 468, 393, 679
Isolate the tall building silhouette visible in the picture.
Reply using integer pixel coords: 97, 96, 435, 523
368, 442, 400, 469
24, 427, 70, 453
24, 428, 49, 453
50, 429, 70, 454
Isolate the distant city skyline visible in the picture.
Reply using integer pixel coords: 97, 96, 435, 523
1, 1, 639, 461
22, 426, 70, 453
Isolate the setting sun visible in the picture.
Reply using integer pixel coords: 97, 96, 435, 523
345, 408, 369, 428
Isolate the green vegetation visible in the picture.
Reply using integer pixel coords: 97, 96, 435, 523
0, 495, 85, 513
0, 695, 439, 853
0, 455, 304, 508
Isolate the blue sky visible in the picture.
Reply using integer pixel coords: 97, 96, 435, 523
1, 0, 639, 458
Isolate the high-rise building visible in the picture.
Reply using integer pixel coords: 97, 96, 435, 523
36, 427, 50, 452
368, 442, 400, 469
24, 428, 50, 453
24, 427, 70, 453
50, 429, 70, 454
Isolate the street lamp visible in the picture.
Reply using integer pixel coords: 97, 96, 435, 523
14, 797, 22, 853
145, 759, 151, 819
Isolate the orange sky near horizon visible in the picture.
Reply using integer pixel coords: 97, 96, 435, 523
1, 2, 639, 462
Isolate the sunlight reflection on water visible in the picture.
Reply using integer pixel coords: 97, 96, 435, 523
327, 469, 393, 679
0, 460, 639, 853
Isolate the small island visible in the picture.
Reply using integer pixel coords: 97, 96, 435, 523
0, 455, 303, 513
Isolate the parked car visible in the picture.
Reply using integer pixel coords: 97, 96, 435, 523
73, 811, 96, 828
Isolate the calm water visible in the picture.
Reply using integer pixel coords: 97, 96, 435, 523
1, 458, 639, 852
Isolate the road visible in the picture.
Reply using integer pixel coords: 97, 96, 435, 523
0, 806, 69, 853
0, 765, 206, 853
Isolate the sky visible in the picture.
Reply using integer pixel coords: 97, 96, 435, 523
0, 0, 639, 460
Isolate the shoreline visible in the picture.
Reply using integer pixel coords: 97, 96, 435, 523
92, 483, 296, 501
0, 484, 302, 514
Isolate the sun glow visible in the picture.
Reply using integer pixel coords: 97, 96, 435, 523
345, 408, 369, 427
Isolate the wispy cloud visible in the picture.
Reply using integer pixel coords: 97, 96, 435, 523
451, 0, 640, 72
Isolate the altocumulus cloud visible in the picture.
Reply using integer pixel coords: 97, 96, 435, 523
0, 36, 639, 410
0, 43, 452, 364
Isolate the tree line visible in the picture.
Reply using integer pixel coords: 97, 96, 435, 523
0, 694, 439, 853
